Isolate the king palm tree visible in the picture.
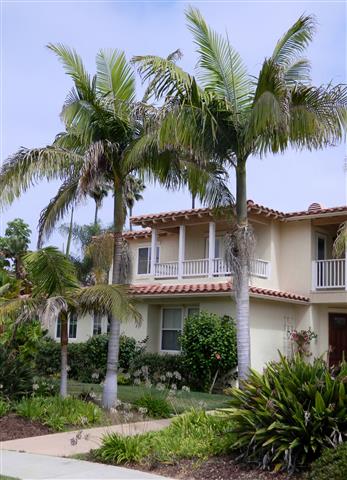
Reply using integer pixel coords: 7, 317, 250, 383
0, 44, 231, 405
133, 8, 347, 381
0, 246, 139, 397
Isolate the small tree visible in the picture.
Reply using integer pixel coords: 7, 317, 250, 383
0, 219, 31, 278
180, 312, 237, 392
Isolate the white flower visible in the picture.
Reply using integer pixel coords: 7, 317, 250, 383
114, 399, 122, 408
123, 402, 132, 411
32, 384, 39, 391
66, 365, 71, 372
0, 384, 3, 389
133, 378, 141, 386
138, 407, 148, 415
156, 382, 165, 391
166, 371, 173, 378
80, 416, 88, 425
181, 385, 190, 393
133, 370, 141, 377
110, 407, 118, 415
124, 372, 131, 380
173, 371, 182, 380
141, 365, 149, 376
91, 372, 99, 380
160, 375, 166, 382
144, 380, 152, 389
171, 383, 177, 390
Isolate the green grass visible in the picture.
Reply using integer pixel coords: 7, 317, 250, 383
68, 380, 230, 413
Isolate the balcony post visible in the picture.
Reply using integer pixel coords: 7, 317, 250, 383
150, 228, 157, 277
178, 225, 186, 279
345, 221, 347, 291
208, 221, 216, 277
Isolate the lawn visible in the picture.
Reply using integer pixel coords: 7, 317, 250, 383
68, 380, 230, 413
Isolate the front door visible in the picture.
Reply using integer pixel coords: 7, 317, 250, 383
329, 313, 347, 366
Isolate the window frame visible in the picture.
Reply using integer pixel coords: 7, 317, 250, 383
55, 314, 78, 340
136, 244, 160, 276
93, 313, 103, 336
315, 232, 327, 260
160, 305, 200, 353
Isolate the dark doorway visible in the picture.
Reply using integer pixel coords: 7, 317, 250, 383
329, 313, 347, 366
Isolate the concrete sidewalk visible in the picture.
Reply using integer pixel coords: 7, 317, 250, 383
0, 450, 172, 479
0, 419, 171, 457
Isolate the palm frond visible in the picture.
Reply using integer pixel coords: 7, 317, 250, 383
41, 296, 69, 328
333, 223, 347, 258
272, 15, 315, 69
96, 49, 136, 103
186, 6, 251, 114
0, 147, 80, 208
0, 296, 41, 324
23, 247, 79, 298
37, 176, 80, 248
284, 58, 311, 86
77, 284, 141, 324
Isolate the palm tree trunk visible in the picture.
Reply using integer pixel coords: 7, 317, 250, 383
94, 202, 99, 226
60, 312, 68, 397
102, 179, 125, 408
129, 206, 133, 231
192, 194, 196, 209
235, 159, 251, 383
65, 207, 74, 256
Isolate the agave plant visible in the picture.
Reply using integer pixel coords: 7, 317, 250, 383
228, 354, 347, 472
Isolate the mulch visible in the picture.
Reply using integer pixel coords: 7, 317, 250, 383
132, 456, 305, 480
0, 414, 52, 441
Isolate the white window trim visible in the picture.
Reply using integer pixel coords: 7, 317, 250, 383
159, 305, 200, 353
55, 314, 78, 340
92, 313, 103, 336
136, 244, 160, 276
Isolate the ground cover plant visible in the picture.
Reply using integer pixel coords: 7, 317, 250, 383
306, 442, 347, 480
228, 354, 347, 473
94, 410, 235, 465
0, 346, 34, 400
15, 396, 104, 431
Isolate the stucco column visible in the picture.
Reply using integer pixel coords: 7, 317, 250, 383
178, 225, 186, 279
150, 228, 157, 277
208, 221, 216, 277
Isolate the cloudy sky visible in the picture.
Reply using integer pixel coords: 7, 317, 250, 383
1, 0, 346, 252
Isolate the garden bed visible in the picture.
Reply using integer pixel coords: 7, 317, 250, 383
131, 456, 304, 480
0, 413, 52, 441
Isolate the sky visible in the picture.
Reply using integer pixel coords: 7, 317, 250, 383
1, 0, 346, 253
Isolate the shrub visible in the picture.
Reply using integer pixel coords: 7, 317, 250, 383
228, 354, 347, 472
95, 409, 234, 465
15, 396, 103, 430
180, 312, 237, 391
0, 345, 34, 400
135, 394, 171, 418
129, 352, 187, 387
35, 334, 146, 382
0, 398, 11, 416
32, 376, 59, 397
307, 442, 347, 480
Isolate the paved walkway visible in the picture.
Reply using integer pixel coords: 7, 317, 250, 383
0, 419, 171, 457
0, 450, 172, 479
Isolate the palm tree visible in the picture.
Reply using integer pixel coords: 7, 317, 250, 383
133, 8, 347, 381
0, 247, 139, 397
0, 45, 230, 406
124, 176, 145, 230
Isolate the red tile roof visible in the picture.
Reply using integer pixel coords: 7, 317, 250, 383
130, 200, 347, 226
129, 282, 310, 303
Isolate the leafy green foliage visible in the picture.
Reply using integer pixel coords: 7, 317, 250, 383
0, 398, 11, 416
129, 352, 188, 387
307, 443, 347, 480
135, 394, 171, 418
0, 345, 34, 400
35, 335, 146, 382
0, 320, 46, 365
228, 354, 347, 472
95, 409, 234, 465
180, 312, 237, 391
0, 219, 31, 276
15, 396, 103, 431
32, 376, 60, 397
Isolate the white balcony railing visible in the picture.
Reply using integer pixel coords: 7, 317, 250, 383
154, 258, 270, 279
313, 259, 346, 290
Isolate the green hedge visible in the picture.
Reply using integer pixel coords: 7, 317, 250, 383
307, 442, 347, 480
35, 334, 146, 383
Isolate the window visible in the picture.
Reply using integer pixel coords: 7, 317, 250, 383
56, 317, 61, 338
186, 306, 199, 318
137, 246, 160, 275
69, 313, 78, 339
56, 314, 78, 339
161, 308, 182, 351
93, 313, 102, 336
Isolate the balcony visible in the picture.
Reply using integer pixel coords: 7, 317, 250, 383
154, 258, 270, 279
312, 259, 346, 290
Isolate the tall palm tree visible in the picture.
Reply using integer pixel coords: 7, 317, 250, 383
124, 176, 145, 230
133, 8, 347, 381
0, 45, 230, 406
0, 247, 139, 397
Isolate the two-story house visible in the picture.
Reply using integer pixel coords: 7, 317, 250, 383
48, 200, 347, 372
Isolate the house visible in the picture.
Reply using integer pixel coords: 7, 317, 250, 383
47, 200, 347, 371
